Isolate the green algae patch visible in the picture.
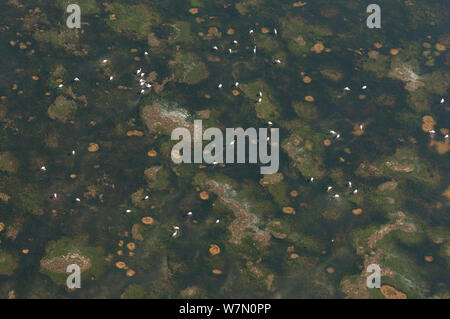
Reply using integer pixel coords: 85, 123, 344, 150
106, 3, 160, 40
121, 284, 147, 299
280, 17, 332, 56
240, 81, 280, 120
0, 250, 18, 276
282, 133, 325, 178
48, 96, 77, 123
0, 152, 19, 174
169, 53, 209, 85
40, 235, 107, 285
145, 166, 170, 191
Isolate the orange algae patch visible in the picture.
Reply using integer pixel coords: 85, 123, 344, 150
390, 48, 400, 55
290, 253, 299, 259
188, 8, 198, 15
261, 27, 270, 34
141, 217, 154, 225
227, 28, 235, 35
126, 130, 144, 137
199, 191, 209, 200
117, 250, 123, 256
88, 143, 99, 152
209, 244, 221, 256
422, 115, 436, 132
232, 89, 240, 96
118, 240, 124, 247
115, 261, 127, 269
293, 1, 307, 7
435, 43, 446, 51
127, 243, 136, 251
0, 222, 4, 232
302, 76, 312, 83
352, 208, 363, 215
70, 174, 77, 179
212, 269, 223, 275
126, 269, 136, 277
323, 139, 331, 146
290, 190, 298, 197
424, 256, 433, 262
32, 75, 39, 81
304, 95, 314, 102
374, 42, 383, 49
352, 124, 364, 136
147, 149, 157, 157
380, 285, 407, 299
326, 267, 335, 274
22, 249, 29, 254
311, 42, 325, 53
282, 206, 296, 215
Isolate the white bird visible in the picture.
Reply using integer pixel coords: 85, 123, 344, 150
327, 186, 333, 192
109, 76, 113, 81
40, 166, 46, 171
344, 87, 351, 91
71, 150, 75, 155
58, 84, 64, 88
429, 130, 436, 134
53, 193, 57, 199
353, 189, 358, 194
212, 161, 218, 165
144, 195, 149, 200
140, 73, 145, 77
274, 28, 278, 35
274, 59, 281, 64
348, 181, 352, 188
228, 48, 232, 53
233, 40, 238, 44
144, 51, 149, 56
215, 219, 220, 224
268, 121, 273, 125
140, 89, 145, 94
75, 198, 81, 202
330, 130, 337, 135
74, 77, 80, 82
249, 29, 254, 35
360, 124, 364, 130
212, 46, 218, 50
187, 211, 193, 216
266, 136, 270, 141
172, 231, 178, 237
310, 177, 314, 182
136, 68, 142, 74
258, 98, 262, 103
258, 91, 262, 97
235, 82, 239, 87
230, 140, 235, 145
173, 226, 180, 230
218, 83, 223, 88
125, 209, 132, 213
440, 98, 445, 104
445, 134, 449, 139
102, 59, 108, 64
146, 83, 152, 88
253, 46, 256, 54
362, 85, 367, 90
333, 194, 340, 198
336, 134, 340, 139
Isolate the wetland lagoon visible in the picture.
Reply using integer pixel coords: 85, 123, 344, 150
0, 0, 449, 299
